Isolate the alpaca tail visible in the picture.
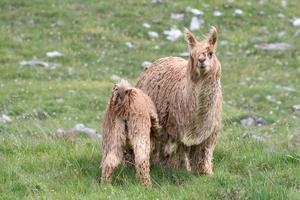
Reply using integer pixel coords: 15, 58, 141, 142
115, 79, 132, 100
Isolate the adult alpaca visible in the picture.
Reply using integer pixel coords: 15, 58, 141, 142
136, 27, 222, 174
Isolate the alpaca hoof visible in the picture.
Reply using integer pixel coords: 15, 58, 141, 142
197, 165, 213, 175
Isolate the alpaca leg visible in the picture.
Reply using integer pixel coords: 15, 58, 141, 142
130, 129, 151, 186
101, 150, 123, 184
101, 118, 125, 184
191, 131, 219, 175
182, 146, 191, 172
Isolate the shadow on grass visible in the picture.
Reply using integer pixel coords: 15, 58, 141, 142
75, 153, 194, 187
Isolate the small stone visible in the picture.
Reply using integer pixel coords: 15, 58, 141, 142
178, 52, 190, 57
254, 43, 293, 50
277, 31, 286, 38
292, 105, 300, 113
240, 116, 266, 127
291, 18, 300, 27
46, 51, 63, 58
234, 9, 243, 16
278, 13, 285, 18
142, 23, 151, 29
111, 74, 121, 81
171, 13, 184, 21
125, 42, 134, 48
213, 10, 223, 17
163, 28, 183, 42
148, 31, 159, 39
186, 7, 204, 16
151, 0, 163, 4
0, 114, 12, 124
189, 17, 203, 31
56, 98, 64, 104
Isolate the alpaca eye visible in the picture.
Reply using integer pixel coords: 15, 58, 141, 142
208, 52, 213, 57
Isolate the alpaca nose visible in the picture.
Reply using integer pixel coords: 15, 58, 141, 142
198, 58, 206, 64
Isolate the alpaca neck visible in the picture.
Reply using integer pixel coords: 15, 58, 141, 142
181, 59, 221, 146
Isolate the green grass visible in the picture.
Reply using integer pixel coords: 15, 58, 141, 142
0, 0, 300, 199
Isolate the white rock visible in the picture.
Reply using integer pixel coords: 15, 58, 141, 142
142, 23, 151, 29
56, 98, 64, 104
213, 10, 223, 17
186, 7, 204, 16
277, 31, 286, 38
148, 31, 159, 39
178, 52, 190, 57
292, 105, 300, 113
163, 28, 183, 42
254, 43, 293, 50
291, 18, 300, 27
111, 74, 121, 81
171, 13, 184, 21
189, 16, 203, 31
220, 40, 229, 46
278, 13, 285, 18
281, 0, 287, 7
0, 114, 12, 123
46, 51, 63, 58
234, 9, 243, 16
151, 0, 163, 4
71, 124, 101, 138
20, 58, 59, 69
125, 42, 134, 48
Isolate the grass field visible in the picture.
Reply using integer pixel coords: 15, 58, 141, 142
0, 0, 300, 199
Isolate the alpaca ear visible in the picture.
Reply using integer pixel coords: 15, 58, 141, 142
185, 28, 198, 50
208, 26, 217, 49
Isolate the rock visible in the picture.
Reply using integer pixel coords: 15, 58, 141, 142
277, 31, 286, 38
46, 51, 63, 58
71, 124, 101, 138
142, 23, 151, 29
278, 13, 285, 18
239, 133, 268, 142
111, 74, 121, 81
151, 0, 163, 4
148, 31, 159, 39
56, 124, 101, 140
186, 7, 204, 16
56, 98, 64, 104
254, 43, 293, 50
240, 116, 266, 127
292, 105, 300, 113
0, 114, 12, 124
125, 42, 134, 48
234, 9, 243, 16
20, 58, 59, 69
189, 16, 203, 31
178, 52, 190, 57
163, 28, 183, 42
281, 0, 287, 7
171, 13, 184, 21
291, 18, 300, 27
213, 10, 223, 17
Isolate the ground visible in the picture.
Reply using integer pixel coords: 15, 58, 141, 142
0, 0, 299, 199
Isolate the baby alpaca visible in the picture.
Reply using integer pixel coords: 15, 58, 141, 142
101, 79, 159, 186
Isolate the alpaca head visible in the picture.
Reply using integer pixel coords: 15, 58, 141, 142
185, 27, 220, 79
